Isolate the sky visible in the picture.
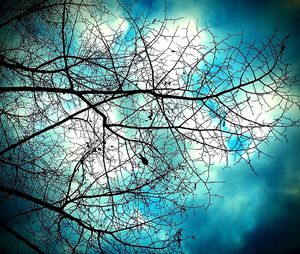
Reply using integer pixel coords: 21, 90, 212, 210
1, 1, 300, 253
150, 0, 300, 253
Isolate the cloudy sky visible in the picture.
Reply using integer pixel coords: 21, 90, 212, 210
1, 1, 299, 253
150, 0, 300, 253
183, 127, 300, 254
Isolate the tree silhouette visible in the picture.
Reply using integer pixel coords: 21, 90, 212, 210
0, 1, 298, 253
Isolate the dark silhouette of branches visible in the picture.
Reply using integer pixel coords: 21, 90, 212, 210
0, 0, 298, 253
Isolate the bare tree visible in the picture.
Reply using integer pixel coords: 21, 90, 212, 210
0, 0, 298, 253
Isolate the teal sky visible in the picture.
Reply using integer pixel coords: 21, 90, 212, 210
0, 1, 300, 253
147, 0, 300, 253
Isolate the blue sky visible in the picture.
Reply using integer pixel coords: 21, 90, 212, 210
183, 127, 300, 253
149, 0, 300, 253
0, 1, 299, 253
